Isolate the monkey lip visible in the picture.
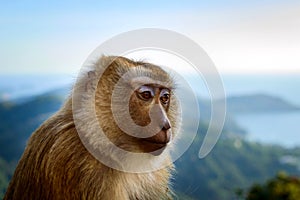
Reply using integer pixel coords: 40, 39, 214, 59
141, 140, 167, 156
143, 140, 168, 146
143, 130, 171, 145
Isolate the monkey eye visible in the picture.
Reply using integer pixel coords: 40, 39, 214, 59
137, 86, 154, 101
140, 91, 153, 100
160, 89, 170, 104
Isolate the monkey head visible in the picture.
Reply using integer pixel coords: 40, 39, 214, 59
72, 55, 180, 171
93, 56, 179, 155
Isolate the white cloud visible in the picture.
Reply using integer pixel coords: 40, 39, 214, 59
187, 2, 300, 74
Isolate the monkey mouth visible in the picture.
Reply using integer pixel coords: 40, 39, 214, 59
143, 130, 171, 144
139, 130, 171, 155
140, 140, 167, 156
143, 139, 168, 147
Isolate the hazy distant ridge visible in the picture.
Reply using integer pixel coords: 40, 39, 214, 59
223, 94, 300, 113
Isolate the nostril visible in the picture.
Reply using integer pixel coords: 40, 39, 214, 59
162, 120, 171, 131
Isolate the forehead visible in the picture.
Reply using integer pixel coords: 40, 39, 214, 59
110, 59, 175, 92
138, 84, 170, 90
130, 77, 173, 91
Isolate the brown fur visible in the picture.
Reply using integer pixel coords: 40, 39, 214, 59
4, 56, 178, 200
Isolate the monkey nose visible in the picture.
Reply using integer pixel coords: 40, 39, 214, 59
162, 119, 171, 131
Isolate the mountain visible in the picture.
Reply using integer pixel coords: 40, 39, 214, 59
223, 94, 300, 114
174, 131, 300, 199
0, 158, 14, 199
0, 89, 300, 199
0, 93, 64, 161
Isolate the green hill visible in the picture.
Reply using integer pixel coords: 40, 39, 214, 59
0, 94, 63, 161
0, 91, 300, 199
174, 128, 300, 199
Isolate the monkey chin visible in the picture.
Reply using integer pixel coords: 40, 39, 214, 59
150, 146, 167, 156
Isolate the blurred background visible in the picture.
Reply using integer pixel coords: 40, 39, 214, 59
1, 1, 300, 199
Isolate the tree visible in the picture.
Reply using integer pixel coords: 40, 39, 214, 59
246, 172, 300, 200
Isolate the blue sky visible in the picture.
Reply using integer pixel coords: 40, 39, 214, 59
1, 0, 300, 74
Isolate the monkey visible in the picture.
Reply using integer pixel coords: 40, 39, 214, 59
4, 55, 180, 200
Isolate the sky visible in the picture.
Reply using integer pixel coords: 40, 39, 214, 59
0, 0, 300, 75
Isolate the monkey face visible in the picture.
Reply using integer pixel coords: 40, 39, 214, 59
94, 57, 177, 157
129, 84, 173, 153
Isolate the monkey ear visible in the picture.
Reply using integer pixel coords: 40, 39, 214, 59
82, 55, 125, 94
84, 70, 96, 92
87, 71, 96, 78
